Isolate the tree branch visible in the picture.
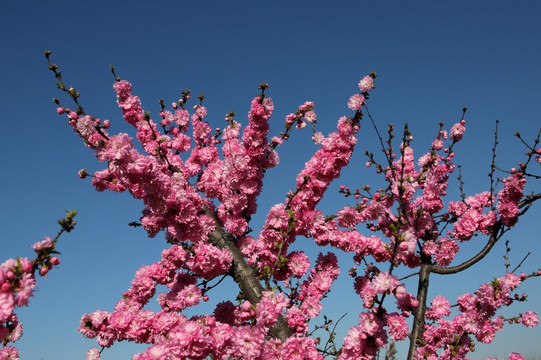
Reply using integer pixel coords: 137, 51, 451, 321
203, 205, 293, 341
431, 193, 540, 275
407, 257, 431, 360
430, 222, 502, 275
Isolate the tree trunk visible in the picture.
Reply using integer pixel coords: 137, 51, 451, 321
407, 257, 431, 360
206, 209, 293, 341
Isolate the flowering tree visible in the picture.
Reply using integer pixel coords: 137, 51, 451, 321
13, 51, 537, 359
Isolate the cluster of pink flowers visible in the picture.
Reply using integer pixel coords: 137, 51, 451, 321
53, 74, 381, 359
416, 273, 538, 359
497, 175, 526, 227
304, 113, 540, 358
200, 95, 279, 236
43, 58, 540, 360
0, 234, 67, 359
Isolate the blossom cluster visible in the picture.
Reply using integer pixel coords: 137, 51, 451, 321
49, 73, 380, 359
306, 114, 540, 357
416, 273, 538, 359
78, 242, 325, 359
0, 210, 76, 360
0, 238, 59, 349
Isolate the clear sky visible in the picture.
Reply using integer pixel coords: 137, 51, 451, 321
1, 1, 540, 359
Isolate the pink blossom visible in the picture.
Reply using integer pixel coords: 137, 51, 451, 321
0, 346, 19, 360
433, 238, 458, 266
432, 138, 444, 150
0, 292, 15, 322
8, 321, 23, 343
279, 337, 323, 360
336, 206, 358, 228
286, 306, 308, 334
387, 312, 409, 340
186, 243, 233, 280
31, 237, 53, 251
300, 295, 323, 318
476, 321, 497, 343
497, 202, 520, 227
304, 110, 317, 123
287, 251, 310, 277
348, 94, 365, 110
450, 120, 466, 142
372, 272, 400, 294
521, 311, 538, 328
358, 75, 374, 92
426, 296, 451, 320
498, 176, 526, 204
500, 273, 521, 292
76, 115, 97, 138
266, 204, 289, 230
113, 80, 132, 98
312, 131, 324, 144
86, 347, 101, 360
256, 291, 289, 329
233, 326, 264, 360
14, 273, 36, 307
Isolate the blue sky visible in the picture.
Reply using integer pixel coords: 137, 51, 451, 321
1, 1, 540, 359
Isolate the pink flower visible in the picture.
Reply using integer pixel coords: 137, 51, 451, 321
348, 94, 365, 110
113, 80, 132, 98
287, 251, 310, 277
31, 237, 53, 251
476, 321, 496, 343
0, 292, 15, 322
233, 326, 265, 360
186, 243, 233, 280
86, 347, 101, 360
76, 115, 98, 138
300, 295, 323, 318
500, 273, 521, 292
358, 75, 374, 92
256, 291, 289, 328
372, 272, 400, 294
336, 206, 358, 228
433, 238, 458, 266
426, 295, 451, 320
0, 346, 19, 360
266, 204, 289, 230
432, 138, 444, 150
450, 120, 466, 142
387, 312, 409, 340
195, 106, 207, 118
8, 321, 23, 343
521, 311, 538, 328
15, 273, 36, 307
304, 110, 317, 123
359, 312, 382, 337
286, 306, 308, 334
312, 131, 324, 145
280, 337, 323, 360
497, 202, 520, 227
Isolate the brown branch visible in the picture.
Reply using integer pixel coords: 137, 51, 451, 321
430, 222, 502, 275
407, 256, 431, 360
203, 205, 293, 341
431, 193, 540, 275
